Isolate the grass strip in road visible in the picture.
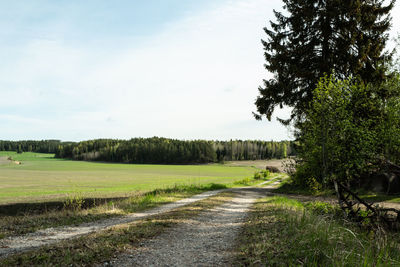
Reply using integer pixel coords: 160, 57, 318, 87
0, 192, 235, 266
235, 196, 400, 266
0, 183, 226, 239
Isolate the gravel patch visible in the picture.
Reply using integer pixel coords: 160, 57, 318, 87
0, 189, 225, 258
104, 187, 271, 267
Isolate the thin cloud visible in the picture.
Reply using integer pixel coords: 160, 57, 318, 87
3, 0, 397, 141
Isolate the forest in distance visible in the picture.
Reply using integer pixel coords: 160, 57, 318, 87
0, 138, 295, 164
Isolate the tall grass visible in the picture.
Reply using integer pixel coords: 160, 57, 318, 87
236, 196, 400, 266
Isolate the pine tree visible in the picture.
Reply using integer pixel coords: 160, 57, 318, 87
254, 0, 395, 122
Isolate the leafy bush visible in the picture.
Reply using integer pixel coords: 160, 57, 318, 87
253, 170, 270, 180
294, 75, 400, 190
63, 194, 85, 211
234, 177, 252, 185
304, 201, 341, 216
307, 177, 322, 193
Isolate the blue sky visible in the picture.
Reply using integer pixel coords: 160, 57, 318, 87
1, 0, 399, 141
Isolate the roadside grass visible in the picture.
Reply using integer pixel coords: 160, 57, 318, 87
0, 151, 256, 204
233, 171, 284, 187
275, 179, 400, 204
273, 178, 334, 196
235, 196, 400, 266
358, 192, 400, 203
0, 183, 227, 239
0, 192, 235, 266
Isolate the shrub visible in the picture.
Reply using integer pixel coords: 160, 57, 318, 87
63, 194, 85, 211
253, 170, 270, 180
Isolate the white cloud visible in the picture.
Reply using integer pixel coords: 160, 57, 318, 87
13, 0, 394, 141
70, 0, 288, 140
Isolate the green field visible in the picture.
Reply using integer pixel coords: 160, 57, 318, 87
0, 152, 256, 204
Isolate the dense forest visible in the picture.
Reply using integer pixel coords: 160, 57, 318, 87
0, 138, 295, 164
53, 137, 295, 164
0, 140, 69, 154
212, 140, 294, 161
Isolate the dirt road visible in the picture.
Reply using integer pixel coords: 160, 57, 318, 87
0, 182, 277, 261
0, 190, 226, 258
106, 188, 271, 266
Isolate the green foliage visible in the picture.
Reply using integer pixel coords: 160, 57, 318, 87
233, 171, 273, 185
63, 194, 85, 211
253, 170, 270, 180
54, 137, 295, 164
253, 172, 262, 180
304, 201, 340, 216
0, 140, 71, 154
255, 0, 394, 121
0, 139, 296, 165
233, 177, 252, 186
306, 177, 322, 194
295, 75, 400, 188
213, 140, 294, 161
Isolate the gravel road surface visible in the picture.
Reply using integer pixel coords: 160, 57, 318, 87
103, 187, 271, 266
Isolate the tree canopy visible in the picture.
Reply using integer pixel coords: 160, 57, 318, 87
254, 0, 395, 122
54, 138, 295, 164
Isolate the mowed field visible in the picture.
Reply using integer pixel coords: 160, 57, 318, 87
0, 152, 256, 204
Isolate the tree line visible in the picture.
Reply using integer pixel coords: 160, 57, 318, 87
0, 140, 70, 154
53, 137, 294, 164
213, 140, 294, 161
0, 138, 294, 164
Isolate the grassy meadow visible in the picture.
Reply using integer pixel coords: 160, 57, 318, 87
0, 151, 256, 204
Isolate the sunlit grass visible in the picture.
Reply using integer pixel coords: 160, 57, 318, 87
0, 151, 255, 204
236, 196, 400, 266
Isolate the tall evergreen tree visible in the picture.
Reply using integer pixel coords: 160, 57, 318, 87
254, 0, 395, 122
